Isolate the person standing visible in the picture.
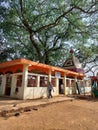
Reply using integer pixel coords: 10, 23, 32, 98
47, 82, 54, 98
61, 84, 64, 94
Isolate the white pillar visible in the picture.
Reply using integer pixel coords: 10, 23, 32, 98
37, 75, 40, 87
64, 74, 66, 95
10, 74, 17, 97
48, 69, 52, 82
22, 64, 28, 99
55, 78, 59, 95
69, 79, 71, 95
82, 79, 85, 95
0, 75, 4, 95
2, 75, 6, 95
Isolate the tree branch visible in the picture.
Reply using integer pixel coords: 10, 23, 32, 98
35, 6, 75, 32
75, 3, 98, 14
19, 0, 33, 33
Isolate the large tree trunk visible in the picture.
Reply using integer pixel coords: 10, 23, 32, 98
30, 34, 43, 63
44, 52, 51, 65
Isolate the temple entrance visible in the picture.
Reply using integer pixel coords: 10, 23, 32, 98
5, 74, 12, 96
59, 79, 64, 94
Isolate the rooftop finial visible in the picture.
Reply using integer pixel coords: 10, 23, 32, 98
70, 48, 74, 54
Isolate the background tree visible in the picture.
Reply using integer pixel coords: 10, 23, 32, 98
0, 0, 98, 73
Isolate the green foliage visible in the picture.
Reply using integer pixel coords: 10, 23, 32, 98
0, 0, 98, 68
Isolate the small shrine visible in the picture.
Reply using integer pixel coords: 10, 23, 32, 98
62, 49, 84, 74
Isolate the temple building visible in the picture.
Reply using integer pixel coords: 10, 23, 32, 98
0, 58, 85, 99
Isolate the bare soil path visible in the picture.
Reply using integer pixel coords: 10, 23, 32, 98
0, 98, 98, 130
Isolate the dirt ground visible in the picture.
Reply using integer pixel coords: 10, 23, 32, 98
0, 98, 98, 130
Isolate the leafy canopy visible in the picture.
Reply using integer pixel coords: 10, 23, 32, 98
0, 0, 98, 68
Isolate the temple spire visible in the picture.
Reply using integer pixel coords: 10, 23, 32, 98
62, 48, 84, 74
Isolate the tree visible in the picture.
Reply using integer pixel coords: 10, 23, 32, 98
0, 0, 98, 66
71, 43, 98, 75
